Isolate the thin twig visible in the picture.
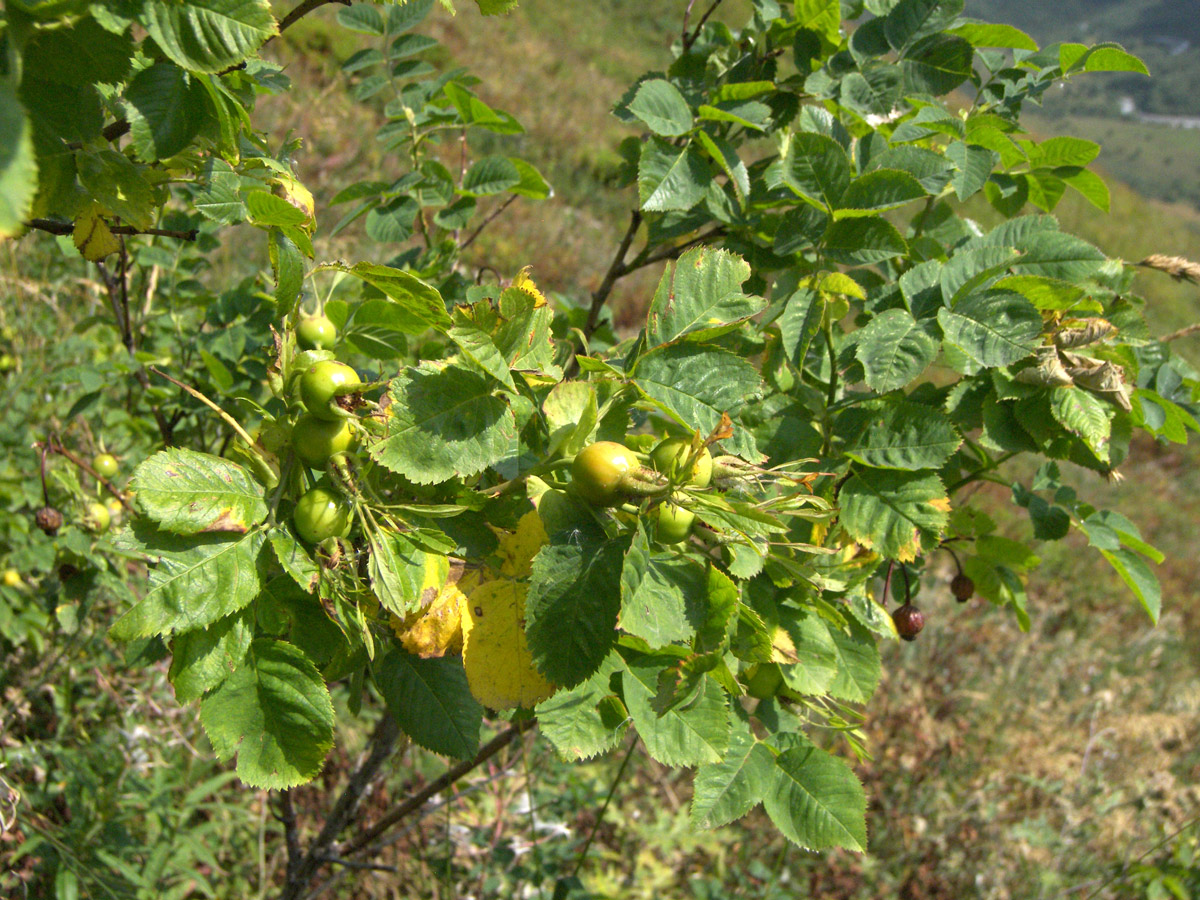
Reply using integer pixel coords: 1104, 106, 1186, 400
26, 219, 198, 242
1159, 322, 1200, 343
627, 225, 727, 271
682, 0, 726, 51
339, 719, 537, 858
276, 791, 303, 887
148, 366, 264, 459
568, 737, 638, 880
460, 195, 518, 251
583, 210, 642, 338
39, 438, 136, 512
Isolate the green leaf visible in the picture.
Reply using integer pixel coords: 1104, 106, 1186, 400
1099, 549, 1160, 623
948, 22, 1037, 50
371, 362, 518, 484
245, 191, 308, 227
141, 0, 278, 74
76, 149, 156, 229
1049, 386, 1112, 462
937, 290, 1042, 368
367, 530, 425, 618
1060, 42, 1149, 76
618, 652, 729, 766
199, 639, 334, 789
763, 745, 867, 852
537, 652, 628, 761
195, 159, 245, 224
645, 247, 762, 346
883, 0, 963, 50
945, 141, 999, 200
508, 158, 551, 198
314, 262, 451, 332
169, 607, 254, 703
865, 146, 956, 194
638, 137, 709, 212
778, 288, 824, 369
0, 85, 37, 238
337, 3, 384, 34
110, 522, 267, 641
375, 649, 482, 758
691, 714, 774, 828
836, 169, 926, 217
826, 618, 882, 703
778, 609, 839, 696
526, 540, 627, 688
1059, 167, 1110, 213
461, 156, 521, 196
839, 469, 949, 562
902, 34, 974, 95
782, 133, 850, 209
443, 82, 524, 134
822, 216, 907, 266
627, 78, 693, 137
131, 449, 268, 535
1025, 136, 1100, 169
845, 400, 962, 470
448, 317, 517, 390
271, 230, 304, 313
122, 62, 207, 161
855, 308, 938, 393
21, 16, 134, 85
632, 344, 764, 459
620, 531, 709, 647
1009, 231, 1107, 282
695, 131, 749, 205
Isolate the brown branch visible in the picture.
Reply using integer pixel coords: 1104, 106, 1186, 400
682, 0, 726, 51
1160, 322, 1200, 343
460, 195, 518, 251
27, 219, 198, 242
338, 719, 537, 859
274, 791, 303, 888
583, 209, 642, 338
278, 0, 351, 33
278, 714, 402, 900
40, 439, 136, 512
628, 225, 727, 271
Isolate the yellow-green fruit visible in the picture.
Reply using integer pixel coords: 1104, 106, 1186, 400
654, 501, 695, 544
93, 453, 119, 479
292, 414, 355, 468
744, 663, 784, 699
293, 487, 351, 544
2, 569, 23, 588
571, 441, 635, 506
84, 501, 111, 534
296, 315, 337, 351
300, 361, 361, 421
650, 438, 712, 487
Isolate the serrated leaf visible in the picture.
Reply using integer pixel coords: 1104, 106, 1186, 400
619, 652, 729, 767
141, 0, 278, 74
839, 469, 950, 562
122, 62, 206, 162
461, 579, 555, 710
826, 618, 882, 703
315, 262, 451, 333
111, 521, 266, 641
846, 400, 961, 470
199, 639, 334, 789
822, 216, 907, 266
638, 137, 709, 212
691, 714, 774, 828
461, 156, 521, 196
1100, 548, 1160, 622
620, 529, 709, 647
855, 308, 938, 393
836, 169, 926, 217
902, 34, 974, 95
778, 288, 824, 368
132, 449, 268, 535
537, 652, 628, 761
371, 362, 517, 484
368, 531, 425, 618
169, 607, 254, 703
632, 344, 763, 459
627, 78, 693, 137
375, 649, 482, 758
526, 540, 627, 687
645, 247, 762, 347
0, 84, 38, 236
76, 150, 155, 229
946, 141, 998, 200
195, 159, 245, 224
783, 133, 850, 209
778, 609, 840, 696
763, 745, 867, 852
937, 290, 1042, 368
1049, 386, 1111, 462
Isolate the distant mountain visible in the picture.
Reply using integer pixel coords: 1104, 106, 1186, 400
966, 0, 1200, 117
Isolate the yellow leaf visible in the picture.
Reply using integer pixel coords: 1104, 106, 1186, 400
460, 579, 555, 710
392, 581, 465, 658
492, 510, 548, 579
73, 206, 120, 262
510, 265, 547, 307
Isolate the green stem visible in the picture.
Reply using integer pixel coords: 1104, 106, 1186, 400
946, 450, 1018, 493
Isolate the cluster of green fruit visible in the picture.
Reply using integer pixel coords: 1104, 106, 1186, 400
570, 437, 713, 544
291, 316, 357, 545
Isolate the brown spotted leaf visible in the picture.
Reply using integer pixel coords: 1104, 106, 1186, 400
132, 448, 269, 535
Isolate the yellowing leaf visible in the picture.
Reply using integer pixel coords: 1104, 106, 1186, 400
392, 581, 466, 658
492, 510, 548, 579
510, 265, 547, 307
770, 626, 798, 665
73, 206, 120, 261
460, 579, 555, 710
